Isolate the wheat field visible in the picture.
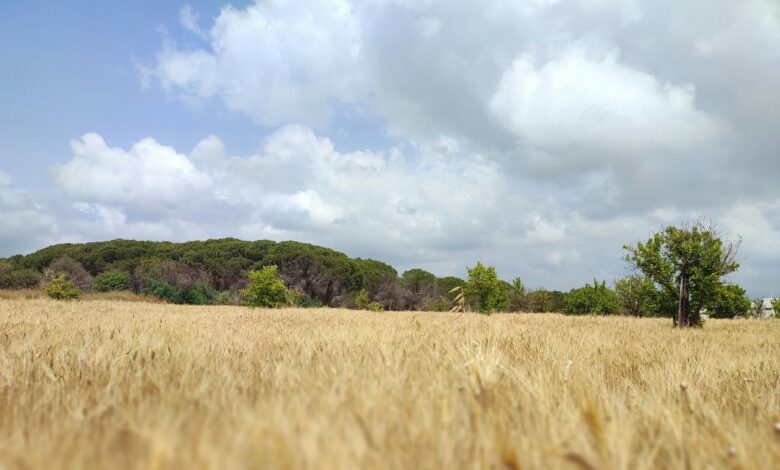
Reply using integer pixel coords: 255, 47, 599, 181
0, 298, 778, 469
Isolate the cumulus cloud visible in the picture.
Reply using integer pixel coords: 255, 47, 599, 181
53, 133, 212, 213
489, 49, 719, 163
152, 0, 361, 126
4, 0, 780, 297
0, 170, 57, 255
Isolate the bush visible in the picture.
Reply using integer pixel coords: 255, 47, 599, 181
42, 275, 80, 301
614, 275, 657, 317
423, 297, 452, 312
464, 262, 507, 314
184, 283, 218, 305
564, 280, 619, 315
93, 271, 131, 292
141, 278, 184, 304
45, 256, 93, 291
354, 289, 371, 309
352, 289, 384, 312
707, 284, 751, 318
0, 268, 41, 289
241, 266, 289, 308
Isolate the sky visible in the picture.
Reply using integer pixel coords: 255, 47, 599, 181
1, 0, 779, 296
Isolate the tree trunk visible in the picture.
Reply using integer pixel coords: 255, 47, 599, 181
677, 270, 690, 327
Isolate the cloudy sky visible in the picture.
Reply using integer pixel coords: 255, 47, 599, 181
1, 0, 779, 295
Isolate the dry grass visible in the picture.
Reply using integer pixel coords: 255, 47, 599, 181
0, 299, 778, 469
0, 289, 162, 303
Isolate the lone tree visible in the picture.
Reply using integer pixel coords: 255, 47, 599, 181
464, 262, 507, 314
240, 265, 289, 308
624, 221, 740, 327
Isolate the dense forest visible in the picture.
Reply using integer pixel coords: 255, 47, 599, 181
0, 239, 495, 310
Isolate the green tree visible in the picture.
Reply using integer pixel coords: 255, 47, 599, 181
506, 277, 526, 312
93, 271, 131, 292
564, 280, 619, 315
706, 284, 751, 318
624, 221, 740, 327
240, 265, 289, 308
0, 268, 41, 289
354, 289, 383, 312
402, 269, 437, 293
436, 276, 466, 300
771, 299, 780, 317
42, 274, 80, 301
464, 262, 506, 314
614, 275, 657, 317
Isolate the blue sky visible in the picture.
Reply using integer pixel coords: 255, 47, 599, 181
1, 0, 779, 296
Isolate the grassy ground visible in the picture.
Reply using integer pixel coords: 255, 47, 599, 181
0, 298, 778, 469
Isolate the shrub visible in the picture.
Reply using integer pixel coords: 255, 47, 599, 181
241, 266, 289, 308
93, 271, 131, 292
285, 289, 304, 307
183, 283, 218, 305
45, 257, 93, 291
707, 284, 751, 318
614, 275, 657, 317
354, 289, 371, 310
141, 279, 184, 304
423, 297, 452, 312
0, 268, 41, 289
564, 280, 619, 315
464, 262, 507, 314
42, 275, 80, 301
351, 289, 384, 311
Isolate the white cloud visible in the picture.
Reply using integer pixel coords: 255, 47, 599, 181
179, 5, 207, 38
151, 0, 361, 126
53, 133, 212, 212
0, 170, 57, 254
490, 49, 719, 161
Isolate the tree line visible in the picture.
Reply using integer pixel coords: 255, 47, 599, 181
0, 222, 770, 323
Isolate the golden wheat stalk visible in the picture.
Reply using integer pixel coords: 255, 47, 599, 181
449, 285, 465, 312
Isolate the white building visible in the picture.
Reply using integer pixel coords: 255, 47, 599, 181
752, 298, 778, 318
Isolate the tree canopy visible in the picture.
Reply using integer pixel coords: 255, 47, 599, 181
624, 221, 740, 327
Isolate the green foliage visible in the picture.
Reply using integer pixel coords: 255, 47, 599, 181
183, 283, 219, 305
141, 279, 184, 304
423, 297, 452, 312
216, 291, 235, 305
93, 271, 131, 292
354, 289, 371, 310
506, 277, 526, 311
241, 266, 289, 308
436, 276, 466, 300
354, 258, 398, 291
42, 275, 80, 301
0, 268, 41, 289
707, 284, 751, 318
614, 275, 658, 316
353, 289, 384, 312
624, 222, 740, 326
45, 256, 93, 291
402, 269, 437, 293
464, 262, 506, 314
564, 280, 619, 315
522, 289, 568, 313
